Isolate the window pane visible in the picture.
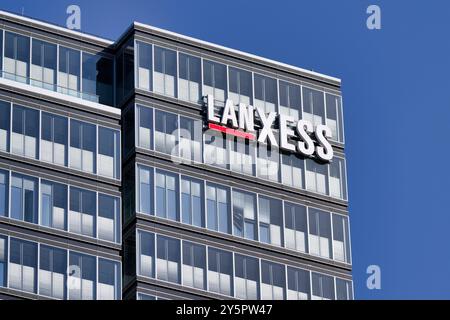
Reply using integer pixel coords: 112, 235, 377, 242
305, 159, 328, 195
258, 196, 283, 246
31, 39, 57, 90
234, 254, 259, 299
12, 105, 39, 159
261, 260, 285, 300
179, 116, 202, 163
287, 266, 310, 300
309, 209, 332, 259
98, 194, 120, 243
11, 173, 38, 223
254, 74, 277, 114
58, 46, 80, 97
0, 170, 9, 217
179, 53, 201, 103
137, 105, 153, 150
233, 190, 257, 241
312, 273, 335, 300
155, 110, 178, 156
9, 238, 37, 293
39, 245, 67, 299
138, 231, 155, 278
181, 176, 204, 228
137, 41, 152, 91
40, 180, 67, 230
229, 67, 252, 105
98, 258, 120, 300
182, 242, 206, 290
98, 127, 120, 179
68, 252, 96, 300
155, 169, 179, 221
41, 112, 68, 166
70, 120, 96, 174
206, 183, 231, 234
137, 165, 152, 215
157, 235, 180, 284
279, 81, 301, 120
0, 236, 8, 287
69, 187, 96, 238
303, 87, 325, 127
336, 278, 353, 300
284, 202, 308, 253
82, 52, 113, 105
0, 101, 10, 152
203, 60, 227, 106
4, 32, 30, 83
208, 247, 233, 296
154, 46, 177, 97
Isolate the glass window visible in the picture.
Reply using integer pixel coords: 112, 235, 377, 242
203, 60, 227, 106
179, 53, 201, 103
261, 260, 285, 300
326, 93, 344, 142
98, 259, 121, 300
279, 81, 301, 120
229, 136, 255, 176
281, 153, 304, 189
41, 112, 68, 166
156, 235, 181, 284
155, 169, 179, 221
179, 116, 202, 163
68, 252, 96, 300
0, 170, 8, 217
154, 46, 177, 97
254, 74, 277, 114
208, 247, 233, 296
115, 39, 134, 103
336, 278, 353, 300
136, 41, 152, 91
98, 194, 120, 243
39, 245, 67, 299
182, 241, 206, 290
258, 196, 283, 246
0, 100, 10, 152
303, 87, 325, 127
0, 31, 2, 77
257, 143, 279, 182
204, 130, 228, 169
82, 52, 114, 105
0, 236, 7, 287
155, 110, 178, 156
11, 173, 38, 223
31, 39, 57, 90
309, 209, 332, 259
138, 231, 155, 278
287, 267, 310, 300
136, 105, 153, 150
69, 187, 96, 238
181, 176, 204, 228
206, 183, 231, 234
137, 165, 153, 215
70, 119, 96, 174
229, 67, 252, 105
12, 105, 39, 159
40, 180, 67, 231
234, 254, 259, 299
305, 159, 328, 195
233, 190, 257, 241
138, 293, 156, 300
58, 46, 80, 97
284, 202, 308, 253
9, 238, 37, 293
98, 127, 120, 179
332, 214, 351, 263
329, 158, 347, 200
4, 32, 30, 83
311, 272, 335, 300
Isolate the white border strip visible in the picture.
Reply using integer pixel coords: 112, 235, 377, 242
0, 77, 121, 116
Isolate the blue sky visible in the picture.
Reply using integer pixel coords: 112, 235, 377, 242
2, 0, 449, 299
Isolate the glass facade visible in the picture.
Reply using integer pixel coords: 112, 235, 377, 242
132, 104, 347, 201
0, 19, 351, 301
136, 229, 352, 300
0, 100, 121, 180
1, 30, 114, 105
0, 168, 121, 244
135, 164, 351, 264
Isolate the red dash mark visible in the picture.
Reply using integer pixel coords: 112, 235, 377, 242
208, 123, 256, 140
